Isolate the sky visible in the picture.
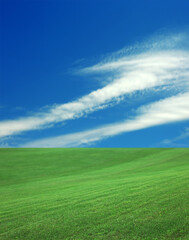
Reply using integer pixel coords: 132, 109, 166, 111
0, 0, 189, 148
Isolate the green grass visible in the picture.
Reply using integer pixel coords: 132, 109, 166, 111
0, 148, 189, 240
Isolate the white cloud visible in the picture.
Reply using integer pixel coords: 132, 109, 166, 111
1, 33, 189, 138
23, 92, 189, 147
162, 127, 189, 145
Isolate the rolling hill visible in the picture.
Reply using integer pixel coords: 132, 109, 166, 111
0, 148, 188, 239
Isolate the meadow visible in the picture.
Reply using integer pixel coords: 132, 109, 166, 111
0, 148, 188, 239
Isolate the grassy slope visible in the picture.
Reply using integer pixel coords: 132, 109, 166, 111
0, 148, 188, 240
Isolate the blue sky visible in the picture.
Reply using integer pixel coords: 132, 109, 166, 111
0, 0, 189, 147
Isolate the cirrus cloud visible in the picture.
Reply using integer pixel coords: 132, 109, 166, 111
23, 92, 189, 147
1, 32, 189, 146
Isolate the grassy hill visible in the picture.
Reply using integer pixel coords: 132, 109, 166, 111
0, 148, 188, 240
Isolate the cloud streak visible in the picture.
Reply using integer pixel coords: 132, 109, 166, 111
162, 127, 189, 146
1, 33, 189, 140
23, 92, 189, 147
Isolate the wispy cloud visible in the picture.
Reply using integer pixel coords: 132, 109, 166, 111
1, 32, 189, 140
162, 127, 189, 146
23, 92, 189, 147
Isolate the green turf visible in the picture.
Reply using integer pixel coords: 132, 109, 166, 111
0, 148, 189, 240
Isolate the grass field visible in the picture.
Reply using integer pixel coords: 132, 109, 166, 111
0, 148, 189, 240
